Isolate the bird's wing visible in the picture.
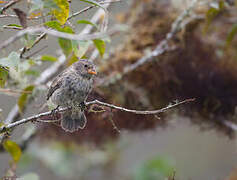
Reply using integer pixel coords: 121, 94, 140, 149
46, 73, 64, 100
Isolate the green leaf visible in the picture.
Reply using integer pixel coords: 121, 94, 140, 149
24, 70, 40, 77
93, 39, 106, 57
226, 23, 237, 47
0, 67, 8, 87
4, 24, 22, 28
3, 140, 22, 163
67, 53, 79, 66
133, 155, 175, 180
18, 85, 34, 113
41, 55, 57, 62
44, 20, 62, 31
52, 0, 69, 25
45, 21, 75, 56
72, 40, 90, 58
79, 0, 105, 10
77, 20, 99, 30
58, 26, 74, 56
59, 38, 73, 56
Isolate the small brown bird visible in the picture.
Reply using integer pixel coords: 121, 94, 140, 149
47, 59, 97, 132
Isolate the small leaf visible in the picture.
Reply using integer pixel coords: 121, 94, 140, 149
93, 39, 106, 57
44, 20, 62, 31
0, 67, 8, 87
41, 55, 57, 62
72, 40, 90, 58
79, 0, 105, 10
58, 26, 74, 56
45, 22, 75, 56
67, 53, 79, 66
18, 85, 34, 113
4, 24, 22, 28
52, 0, 69, 25
226, 23, 237, 47
77, 20, 99, 30
3, 140, 22, 163
24, 70, 40, 77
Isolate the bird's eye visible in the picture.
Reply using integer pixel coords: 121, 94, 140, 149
84, 64, 88, 68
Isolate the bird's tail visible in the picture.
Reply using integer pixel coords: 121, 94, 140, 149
61, 109, 87, 132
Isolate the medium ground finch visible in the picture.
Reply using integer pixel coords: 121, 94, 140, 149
47, 59, 96, 132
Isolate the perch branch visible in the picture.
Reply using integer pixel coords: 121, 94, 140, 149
0, 98, 195, 134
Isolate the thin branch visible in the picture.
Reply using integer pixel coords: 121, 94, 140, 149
0, 0, 22, 14
0, 14, 45, 19
222, 121, 237, 131
68, 0, 122, 20
0, 26, 120, 50
20, 33, 47, 58
0, 98, 195, 134
23, 45, 48, 59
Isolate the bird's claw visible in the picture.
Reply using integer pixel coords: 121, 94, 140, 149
50, 105, 60, 120
79, 102, 86, 111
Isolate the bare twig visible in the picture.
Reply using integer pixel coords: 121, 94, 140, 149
68, 0, 122, 20
0, 14, 45, 19
20, 33, 47, 58
0, 98, 195, 134
0, 0, 22, 14
222, 121, 237, 131
23, 45, 48, 59
0, 88, 32, 95
0, 26, 120, 50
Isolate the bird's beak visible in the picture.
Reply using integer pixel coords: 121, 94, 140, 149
87, 69, 97, 75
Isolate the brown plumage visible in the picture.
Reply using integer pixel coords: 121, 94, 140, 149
47, 59, 96, 132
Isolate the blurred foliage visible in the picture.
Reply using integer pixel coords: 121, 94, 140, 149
17, 85, 34, 113
20, 173, 39, 180
3, 140, 22, 163
52, 0, 69, 25
133, 155, 175, 180
226, 23, 237, 47
204, 1, 225, 30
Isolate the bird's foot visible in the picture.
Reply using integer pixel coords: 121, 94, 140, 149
50, 105, 60, 120
79, 102, 86, 111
